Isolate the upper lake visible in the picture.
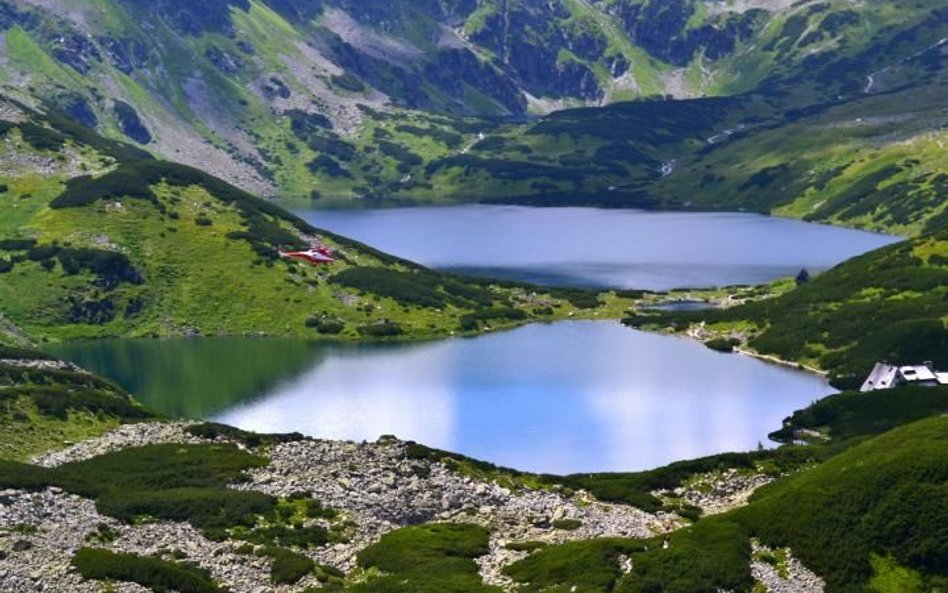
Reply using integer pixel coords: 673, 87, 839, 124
299, 205, 898, 290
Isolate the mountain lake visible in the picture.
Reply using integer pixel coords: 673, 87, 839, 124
51, 206, 900, 473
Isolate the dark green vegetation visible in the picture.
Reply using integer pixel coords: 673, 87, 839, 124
504, 538, 646, 593
73, 548, 226, 593
625, 228, 948, 388
185, 422, 303, 449
262, 546, 316, 585
0, 443, 275, 535
351, 523, 500, 593
733, 416, 948, 593
0, 103, 611, 343
0, 364, 148, 421
0, 345, 154, 460
617, 522, 753, 593
543, 447, 824, 513
501, 522, 754, 593
769, 385, 948, 444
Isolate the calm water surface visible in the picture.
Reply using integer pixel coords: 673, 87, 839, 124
51, 207, 891, 472
51, 322, 833, 474
298, 205, 899, 290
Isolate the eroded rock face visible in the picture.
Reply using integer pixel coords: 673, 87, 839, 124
605, 0, 767, 66
114, 100, 151, 144
661, 467, 775, 516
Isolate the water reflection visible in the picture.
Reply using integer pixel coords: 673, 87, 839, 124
299, 205, 899, 290
53, 322, 835, 474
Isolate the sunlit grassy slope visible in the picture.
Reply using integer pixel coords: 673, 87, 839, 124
0, 101, 613, 343
625, 226, 948, 388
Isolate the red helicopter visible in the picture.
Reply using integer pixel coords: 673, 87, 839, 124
279, 237, 336, 264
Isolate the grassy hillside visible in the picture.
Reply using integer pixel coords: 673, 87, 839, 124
0, 101, 619, 343
651, 49, 948, 236
733, 415, 948, 593
624, 226, 948, 388
0, 344, 154, 461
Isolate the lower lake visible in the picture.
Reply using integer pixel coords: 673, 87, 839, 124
51, 321, 833, 475
298, 205, 899, 290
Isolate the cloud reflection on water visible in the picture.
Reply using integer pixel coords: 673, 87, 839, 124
213, 322, 833, 474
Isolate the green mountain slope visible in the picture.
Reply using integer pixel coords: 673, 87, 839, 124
0, 99, 606, 342
505, 413, 948, 593
650, 52, 948, 236
625, 226, 948, 388
1, 0, 944, 205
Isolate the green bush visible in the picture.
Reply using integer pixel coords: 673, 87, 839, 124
459, 307, 527, 330
353, 523, 500, 593
616, 521, 753, 593
263, 546, 315, 585
552, 518, 583, 531
305, 314, 345, 335
504, 538, 646, 593
333, 268, 446, 308
97, 487, 275, 531
239, 524, 329, 549
0, 238, 37, 251
705, 337, 741, 353
56, 247, 143, 288
72, 548, 226, 593
357, 320, 404, 337
185, 422, 303, 448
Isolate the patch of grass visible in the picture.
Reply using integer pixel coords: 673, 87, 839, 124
616, 521, 753, 593
72, 547, 226, 593
504, 538, 645, 593
552, 518, 583, 531
352, 523, 500, 593
261, 546, 315, 585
